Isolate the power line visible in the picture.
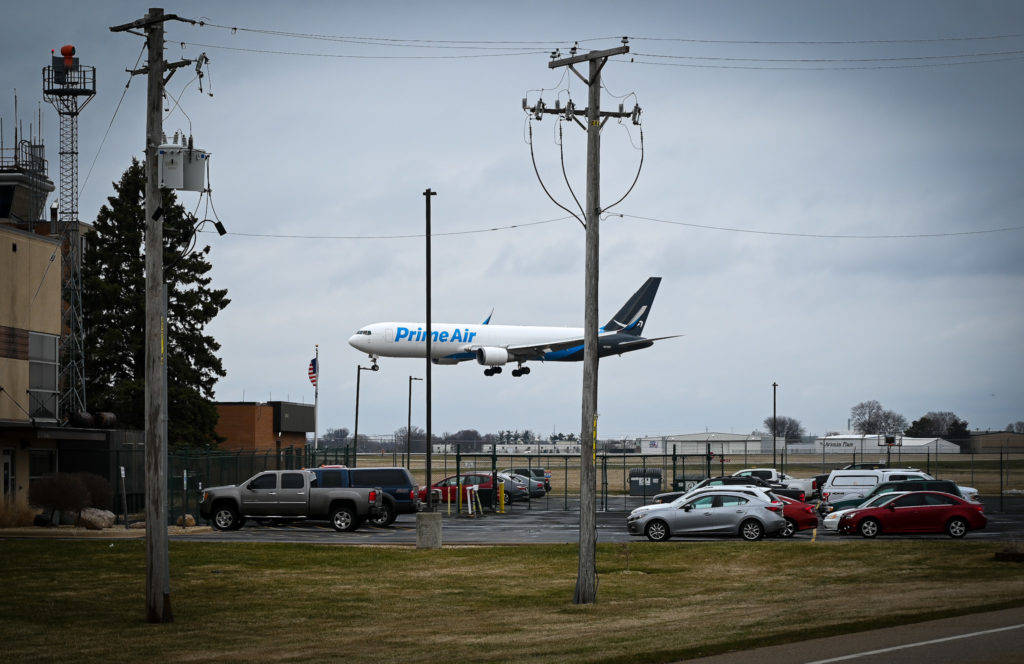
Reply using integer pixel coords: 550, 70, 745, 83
613, 213, 1024, 239
216, 216, 572, 239
630, 33, 1024, 46
627, 54, 1024, 71
196, 211, 1023, 243
631, 48, 1024, 65
178, 41, 548, 60
191, 20, 617, 49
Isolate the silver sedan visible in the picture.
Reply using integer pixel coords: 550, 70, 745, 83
626, 490, 787, 542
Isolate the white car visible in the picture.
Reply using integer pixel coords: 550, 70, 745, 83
822, 492, 909, 531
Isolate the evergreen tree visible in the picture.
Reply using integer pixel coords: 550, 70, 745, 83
82, 159, 229, 448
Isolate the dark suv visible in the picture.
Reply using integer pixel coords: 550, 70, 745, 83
313, 466, 419, 527
828, 479, 965, 513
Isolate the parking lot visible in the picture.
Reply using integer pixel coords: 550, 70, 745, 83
177, 495, 1024, 545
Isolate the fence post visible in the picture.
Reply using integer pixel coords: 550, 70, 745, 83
563, 454, 569, 510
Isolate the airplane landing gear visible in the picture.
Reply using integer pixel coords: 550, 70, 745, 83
484, 366, 503, 376
511, 365, 531, 378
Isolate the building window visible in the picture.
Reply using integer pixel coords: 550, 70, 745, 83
28, 332, 58, 420
29, 449, 57, 481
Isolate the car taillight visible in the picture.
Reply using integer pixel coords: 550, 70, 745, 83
974, 504, 985, 513
803, 506, 815, 514
812, 479, 818, 491
765, 503, 782, 512
369, 490, 378, 502
796, 492, 805, 502
822, 492, 830, 500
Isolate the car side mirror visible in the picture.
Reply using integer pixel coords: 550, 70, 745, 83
246, 482, 254, 491
886, 503, 896, 511
682, 504, 693, 512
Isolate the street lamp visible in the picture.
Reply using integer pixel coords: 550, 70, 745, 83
353, 364, 378, 467
407, 376, 422, 467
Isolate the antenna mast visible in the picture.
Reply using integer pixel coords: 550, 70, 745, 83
43, 44, 96, 419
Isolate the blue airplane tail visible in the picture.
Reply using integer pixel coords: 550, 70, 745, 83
603, 277, 661, 336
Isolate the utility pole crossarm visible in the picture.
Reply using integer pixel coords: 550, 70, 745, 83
548, 45, 630, 72
109, 13, 196, 33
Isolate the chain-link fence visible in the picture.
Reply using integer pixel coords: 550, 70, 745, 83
58, 446, 1023, 524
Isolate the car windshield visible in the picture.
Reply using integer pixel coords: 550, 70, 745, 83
861, 492, 906, 508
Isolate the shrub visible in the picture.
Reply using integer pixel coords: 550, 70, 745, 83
28, 472, 90, 513
0, 501, 38, 527
77, 472, 113, 509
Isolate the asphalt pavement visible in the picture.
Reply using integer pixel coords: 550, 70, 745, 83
678, 605, 1024, 664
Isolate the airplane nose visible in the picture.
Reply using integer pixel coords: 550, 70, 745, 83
348, 333, 362, 350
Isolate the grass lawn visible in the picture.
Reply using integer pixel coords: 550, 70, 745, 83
2, 539, 1023, 663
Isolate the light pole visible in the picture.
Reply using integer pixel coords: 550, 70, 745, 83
353, 364, 377, 467
772, 382, 778, 469
407, 376, 422, 468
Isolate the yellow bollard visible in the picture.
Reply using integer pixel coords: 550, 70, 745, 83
497, 480, 505, 514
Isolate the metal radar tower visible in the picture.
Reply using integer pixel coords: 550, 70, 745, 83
43, 45, 96, 419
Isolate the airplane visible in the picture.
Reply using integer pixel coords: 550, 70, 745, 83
348, 277, 678, 377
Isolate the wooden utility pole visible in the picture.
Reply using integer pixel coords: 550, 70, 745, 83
143, 7, 171, 624
540, 43, 631, 605
110, 6, 197, 624
424, 188, 436, 502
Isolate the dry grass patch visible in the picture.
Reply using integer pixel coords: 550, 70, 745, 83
2, 539, 1023, 663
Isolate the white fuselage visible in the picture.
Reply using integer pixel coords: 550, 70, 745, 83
348, 322, 583, 360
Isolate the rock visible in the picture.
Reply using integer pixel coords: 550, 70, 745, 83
80, 508, 116, 529
176, 514, 196, 527
78, 508, 115, 530
128, 520, 146, 529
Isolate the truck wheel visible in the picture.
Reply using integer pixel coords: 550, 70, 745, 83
331, 505, 358, 532
212, 504, 239, 531
369, 502, 395, 527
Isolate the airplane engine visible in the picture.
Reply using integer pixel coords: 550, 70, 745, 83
475, 347, 510, 366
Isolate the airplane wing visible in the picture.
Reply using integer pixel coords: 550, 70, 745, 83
486, 332, 684, 361
613, 334, 683, 349
466, 331, 628, 362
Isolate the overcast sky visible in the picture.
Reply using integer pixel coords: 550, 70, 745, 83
4, 1, 1023, 441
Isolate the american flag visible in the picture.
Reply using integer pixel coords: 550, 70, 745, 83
308, 358, 318, 387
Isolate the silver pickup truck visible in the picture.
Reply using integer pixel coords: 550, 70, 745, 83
199, 469, 382, 532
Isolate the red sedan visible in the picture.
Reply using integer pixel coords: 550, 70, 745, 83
419, 473, 502, 504
838, 491, 986, 538
778, 495, 819, 537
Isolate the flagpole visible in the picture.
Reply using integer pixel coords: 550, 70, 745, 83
313, 345, 319, 451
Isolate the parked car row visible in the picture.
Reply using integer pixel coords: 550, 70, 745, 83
818, 468, 978, 515
627, 477, 987, 542
418, 468, 550, 505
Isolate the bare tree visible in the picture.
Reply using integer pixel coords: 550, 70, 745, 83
850, 400, 908, 435
762, 416, 805, 444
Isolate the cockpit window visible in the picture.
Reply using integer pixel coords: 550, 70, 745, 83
356, 330, 371, 335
